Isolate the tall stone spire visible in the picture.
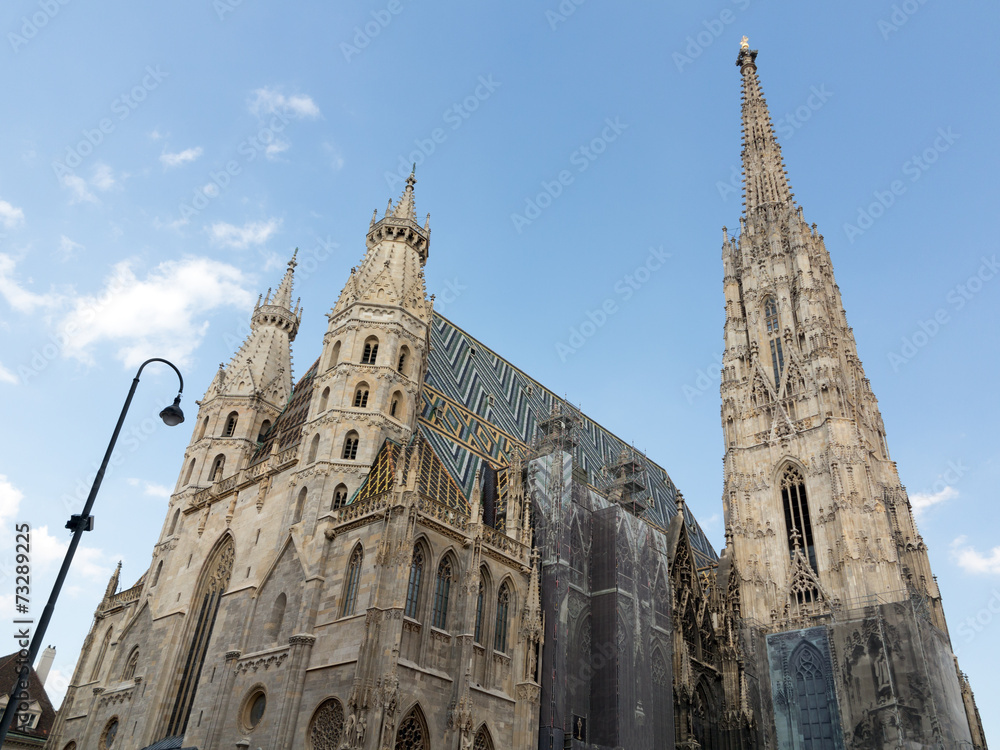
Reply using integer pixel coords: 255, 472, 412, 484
737, 38, 795, 216
720, 42, 945, 632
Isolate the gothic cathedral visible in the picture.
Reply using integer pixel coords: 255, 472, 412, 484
47, 42, 986, 750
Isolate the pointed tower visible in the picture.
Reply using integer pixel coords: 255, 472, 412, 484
173, 253, 301, 495
303, 169, 433, 502
721, 40, 984, 748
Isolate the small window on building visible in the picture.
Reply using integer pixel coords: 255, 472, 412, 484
342, 433, 359, 461
256, 420, 271, 444
122, 649, 139, 681
494, 582, 511, 653
319, 386, 330, 412
398, 346, 409, 375
342, 546, 363, 617
433, 557, 454, 629
211, 454, 226, 482
353, 387, 369, 408
332, 484, 349, 510
308, 433, 320, 463
361, 337, 379, 365
223, 411, 239, 437
405, 547, 424, 620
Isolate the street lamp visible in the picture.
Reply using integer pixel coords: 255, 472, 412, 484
0, 358, 185, 745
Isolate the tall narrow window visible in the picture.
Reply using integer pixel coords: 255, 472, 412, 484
330, 341, 341, 368
791, 643, 837, 749
361, 337, 379, 365
405, 547, 424, 619
781, 465, 817, 571
342, 432, 359, 460
319, 387, 330, 412
183, 458, 196, 485
342, 546, 363, 617
122, 648, 139, 681
353, 387, 369, 408
332, 484, 349, 510
90, 628, 113, 680
433, 558, 453, 629
474, 579, 485, 644
394, 707, 428, 750
211, 454, 226, 482
256, 420, 271, 444
494, 582, 511, 653
196, 416, 209, 441
397, 346, 409, 375
293, 487, 307, 524
764, 297, 784, 389
308, 433, 320, 463
389, 392, 403, 419
223, 411, 239, 437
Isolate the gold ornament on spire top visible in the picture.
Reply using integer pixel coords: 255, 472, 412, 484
740, 35, 749, 50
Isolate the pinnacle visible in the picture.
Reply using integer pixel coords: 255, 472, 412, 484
271, 250, 298, 309
391, 165, 418, 221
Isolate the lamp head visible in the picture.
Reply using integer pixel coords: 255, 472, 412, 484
159, 396, 185, 427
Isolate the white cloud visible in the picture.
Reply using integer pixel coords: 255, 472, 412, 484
160, 147, 204, 169
0, 475, 24, 528
60, 173, 97, 204
149, 128, 164, 141
127, 478, 171, 498
209, 218, 281, 249
0, 253, 64, 313
249, 88, 321, 119
0, 199, 25, 229
323, 142, 344, 171
265, 140, 290, 160
32, 525, 116, 583
58, 235, 84, 261
0, 362, 17, 385
92, 163, 116, 191
57, 256, 255, 368
951, 536, 1000, 575
911, 485, 958, 516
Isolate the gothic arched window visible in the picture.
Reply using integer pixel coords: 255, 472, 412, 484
293, 487, 308, 524
341, 545, 363, 617
308, 698, 345, 750
405, 547, 424, 619
183, 457, 196, 486
389, 391, 403, 419
791, 643, 837, 748
319, 386, 330, 412
763, 296, 784, 389
781, 465, 817, 571
474, 726, 495, 750
330, 341, 341, 369
166, 535, 235, 736
167, 508, 180, 536
211, 454, 226, 482
332, 484, 349, 510
256, 420, 271, 444
342, 432, 359, 461
494, 581, 512, 653
474, 579, 485, 644
361, 337, 379, 365
394, 706, 428, 750
308, 433, 320, 463
397, 346, 409, 376
90, 627, 112, 681
353, 385, 369, 408
122, 648, 139, 681
266, 593, 286, 642
433, 557, 454, 629
223, 411, 239, 437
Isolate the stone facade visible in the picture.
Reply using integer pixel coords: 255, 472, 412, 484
47, 42, 987, 750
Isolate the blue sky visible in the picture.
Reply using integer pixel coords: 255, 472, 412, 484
0, 0, 997, 739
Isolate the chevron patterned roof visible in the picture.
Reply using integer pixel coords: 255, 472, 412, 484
419, 313, 717, 564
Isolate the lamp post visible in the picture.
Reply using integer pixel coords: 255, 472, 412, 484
0, 358, 185, 745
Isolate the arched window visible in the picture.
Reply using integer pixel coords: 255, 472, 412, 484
308, 433, 320, 463
791, 643, 837, 747
256, 420, 271, 443
474, 579, 486, 644
151, 560, 163, 587
183, 458, 196, 486
341, 546, 363, 617
223, 411, 239, 437
308, 698, 345, 750
90, 627, 112, 680
763, 296, 784, 389
331, 484, 349, 510
405, 547, 424, 619
211, 454, 226, 482
196, 416, 209, 441
397, 346, 409, 376
433, 557, 454, 629
319, 386, 330, 412
166, 535, 235, 736
394, 706, 428, 750
266, 593, 286, 642
361, 337, 379, 365
293, 487, 308, 524
167, 508, 180, 536
122, 648, 139, 681
494, 581, 511, 653
389, 392, 403, 419
353, 385, 369, 408
781, 465, 817, 571
342, 432, 359, 461
474, 725, 495, 750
